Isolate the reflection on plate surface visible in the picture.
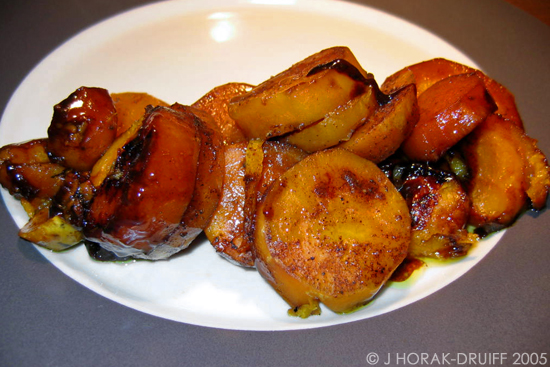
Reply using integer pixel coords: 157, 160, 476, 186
0, 0, 503, 331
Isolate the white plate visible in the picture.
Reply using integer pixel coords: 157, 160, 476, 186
0, 0, 504, 331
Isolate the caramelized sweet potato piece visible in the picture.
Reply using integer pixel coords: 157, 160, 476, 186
192, 82, 253, 145
399, 165, 476, 259
205, 141, 307, 267
171, 104, 225, 230
339, 83, 419, 163
460, 114, 549, 233
111, 92, 169, 136
228, 47, 367, 139
381, 58, 523, 128
281, 87, 377, 152
85, 106, 201, 260
0, 139, 65, 200
254, 148, 410, 316
47, 87, 117, 171
401, 73, 496, 162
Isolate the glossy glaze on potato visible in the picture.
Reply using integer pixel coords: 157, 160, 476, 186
85, 106, 201, 259
228, 47, 368, 139
339, 83, 419, 163
47, 87, 117, 171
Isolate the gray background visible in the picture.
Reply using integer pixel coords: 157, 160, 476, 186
0, 1, 548, 366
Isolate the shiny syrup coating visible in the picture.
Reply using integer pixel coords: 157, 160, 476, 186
47, 87, 117, 171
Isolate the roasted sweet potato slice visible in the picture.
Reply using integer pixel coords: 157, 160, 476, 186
85, 106, 201, 260
192, 82, 253, 145
111, 92, 169, 137
460, 114, 549, 233
205, 141, 307, 267
0, 139, 65, 200
281, 87, 377, 152
381, 58, 523, 128
228, 46, 367, 139
339, 83, 418, 163
460, 114, 527, 232
171, 104, 225, 230
399, 165, 476, 259
254, 148, 410, 316
401, 73, 496, 162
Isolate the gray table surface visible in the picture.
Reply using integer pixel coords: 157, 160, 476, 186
1, 1, 548, 366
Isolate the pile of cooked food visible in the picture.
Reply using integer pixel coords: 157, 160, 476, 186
1, 47, 548, 317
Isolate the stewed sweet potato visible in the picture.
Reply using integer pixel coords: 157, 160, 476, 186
254, 148, 410, 315
339, 83, 419, 163
0, 139, 65, 200
401, 73, 496, 162
205, 141, 307, 267
398, 165, 475, 259
228, 46, 367, 139
192, 82, 253, 145
111, 92, 169, 136
281, 87, 377, 152
460, 114, 549, 234
381, 58, 523, 128
47, 87, 118, 171
85, 106, 202, 259
171, 104, 225, 230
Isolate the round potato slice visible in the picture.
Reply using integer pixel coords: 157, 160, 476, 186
254, 148, 411, 316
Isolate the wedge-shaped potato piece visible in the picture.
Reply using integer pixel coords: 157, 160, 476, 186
281, 87, 377, 152
460, 114, 549, 233
85, 106, 201, 260
48, 87, 117, 171
254, 149, 410, 316
192, 82, 253, 145
19, 208, 83, 252
228, 46, 367, 139
381, 58, 523, 128
460, 114, 526, 233
205, 141, 307, 267
339, 84, 418, 163
111, 92, 169, 137
402, 73, 496, 162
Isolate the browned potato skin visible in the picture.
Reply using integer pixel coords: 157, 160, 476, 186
204, 141, 307, 267
339, 83, 419, 163
381, 58, 523, 128
85, 106, 201, 258
0, 139, 65, 200
401, 170, 475, 259
48, 87, 117, 171
111, 92, 169, 137
192, 82, 253, 145
254, 149, 410, 314
401, 73, 496, 162
228, 46, 367, 139
170, 104, 225, 230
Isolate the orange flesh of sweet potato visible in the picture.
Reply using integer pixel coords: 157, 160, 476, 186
192, 82, 253, 145
339, 83, 419, 163
228, 47, 367, 139
401, 73, 496, 162
460, 114, 529, 232
111, 92, 169, 137
254, 148, 410, 315
381, 58, 523, 128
